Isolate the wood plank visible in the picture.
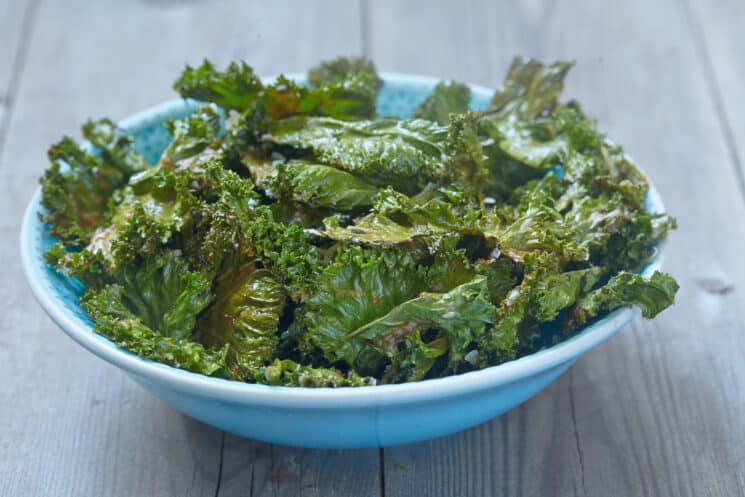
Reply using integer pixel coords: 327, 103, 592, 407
0, 0, 37, 144
0, 0, 33, 94
0, 1, 377, 496
218, 442, 379, 497
370, 0, 745, 496
685, 0, 745, 192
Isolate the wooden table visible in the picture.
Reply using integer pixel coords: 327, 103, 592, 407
2, 0, 743, 495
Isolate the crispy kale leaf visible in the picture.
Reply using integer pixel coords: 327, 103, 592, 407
266, 113, 487, 194
321, 187, 480, 250
495, 187, 589, 264
257, 358, 376, 387
174, 58, 381, 120
302, 247, 429, 373
197, 266, 286, 379
262, 160, 380, 211
112, 251, 213, 339
480, 254, 603, 363
445, 111, 488, 191
308, 56, 383, 91
80, 251, 226, 376
479, 57, 575, 197
413, 81, 471, 124
348, 276, 497, 381
40, 138, 127, 245
565, 271, 679, 329
301, 245, 506, 381
174, 60, 263, 111
265, 116, 449, 190
83, 284, 228, 376
86, 164, 200, 272
491, 57, 573, 117
162, 104, 222, 167
82, 118, 149, 176
243, 205, 323, 299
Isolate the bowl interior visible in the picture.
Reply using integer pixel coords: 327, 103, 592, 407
21, 74, 664, 405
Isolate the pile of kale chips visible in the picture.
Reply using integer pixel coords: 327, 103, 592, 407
40, 57, 678, 387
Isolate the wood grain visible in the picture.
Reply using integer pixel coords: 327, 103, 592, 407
684, 0, 745, 194
370, 0, 745, 496
0, 1, 378, 496
0, 0, 33, 93
0, 0, 38, 149
217, 442, 379, 497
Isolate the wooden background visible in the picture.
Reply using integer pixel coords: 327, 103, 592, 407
1, 0, 744, 495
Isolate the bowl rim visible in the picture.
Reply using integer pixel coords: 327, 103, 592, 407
20, 72, 665, 408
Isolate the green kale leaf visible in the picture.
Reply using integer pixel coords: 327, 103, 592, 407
347, 276, 497, 381
490, 57, 573, 117
265, 116, 450, 191
302, 247, 429, 373
82, 118, 149, 176
413, 81, 471, 124
83, 284, 228, 377
174, 60, 263, 112
262, 160, 380, 211
308, 56, 383, 91
257, 358, 376, 387
110, 251, 213, 339
565, 271, 679, 329
40, 137, 127, 245
197, 266, 286, 379
162, 104, 222, 167
175, 58, 381, 120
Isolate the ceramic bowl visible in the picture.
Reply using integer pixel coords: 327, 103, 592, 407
20, 73, 665, 448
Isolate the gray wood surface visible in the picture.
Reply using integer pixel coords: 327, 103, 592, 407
0, 0, 37, 148
1, 0, 744, 496
686, 0, 745, 192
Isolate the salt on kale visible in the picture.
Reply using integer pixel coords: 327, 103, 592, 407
40, 55, 679, 387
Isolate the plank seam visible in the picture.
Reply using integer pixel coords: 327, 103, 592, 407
0, 0, 41, 160
249, 457, 255, 497
214, 431, 227, 497
569, 369, 588, 497
378, 447, 386, 497
681, 0, 745, 203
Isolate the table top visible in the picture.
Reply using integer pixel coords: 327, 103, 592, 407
2, 0, 744, 495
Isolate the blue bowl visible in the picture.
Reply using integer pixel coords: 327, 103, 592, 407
20, 74, 666, 448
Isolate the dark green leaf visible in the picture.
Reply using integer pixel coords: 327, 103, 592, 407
265, 116, 449, 190
263, 160, 380, 211
413, 81, 471, 124
174, 60, 263, 111
83, 284, 229, 377
566, 271, 679, 329
40, 137, 126, 245
197, 266, 286, 379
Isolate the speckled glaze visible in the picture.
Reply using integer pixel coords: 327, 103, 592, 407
20, 74, 666, 448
